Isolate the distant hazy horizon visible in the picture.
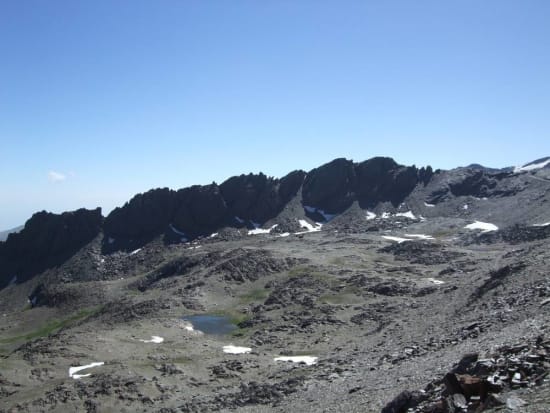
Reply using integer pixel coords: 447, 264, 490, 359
1, 1, 549, 229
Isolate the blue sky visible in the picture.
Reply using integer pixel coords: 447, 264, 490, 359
1, 1, 549, 229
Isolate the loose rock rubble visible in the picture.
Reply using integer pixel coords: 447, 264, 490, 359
383, 336, 550, 412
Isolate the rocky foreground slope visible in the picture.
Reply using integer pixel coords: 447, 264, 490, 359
0, 156, 549, 412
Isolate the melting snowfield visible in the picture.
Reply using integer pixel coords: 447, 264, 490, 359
248, 224, 278, 235
464, 221, 499, 232
274, 356, 318, 366
395, 211, 417, 220
139, 335, 164, 343
404, 234, 435, 240
382, 236, 411, 243
382, 234, 434, 243
69, 362, 105, 379
223, 345, 252, 354
366, 211, 376, 220
295, 220, 323, 234
514, 158, 550, 173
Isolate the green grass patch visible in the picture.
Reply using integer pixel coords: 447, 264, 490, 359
0, 306, 103, 345
238, 288, 269, 304
329, 257, 346, 266
288, 265, 328, 280
318, 286, 362, 304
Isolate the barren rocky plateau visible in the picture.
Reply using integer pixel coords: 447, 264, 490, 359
1, 156, 550, 413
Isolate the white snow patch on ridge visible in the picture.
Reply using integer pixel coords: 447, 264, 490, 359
129, 248, 142, 255
533, 222, 550, 227
426, 278, 445, 285
379, 211, 418, 220
295, 220, 322, 234
464, 221, 498, 232
395, 211, 417, 219
223, 345, 251, 354
382, 236, 411, 243
69, 362, 104, 379
404, 234, 434, 240
424, 202, 435, 207
139, 336, 164, 344
366, 211, 376, 220
248, 224, 278, 235
274, 356, 318, 366
514, 158, 550, 173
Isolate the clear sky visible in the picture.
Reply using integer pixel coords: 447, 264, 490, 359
1, 1, 549, 230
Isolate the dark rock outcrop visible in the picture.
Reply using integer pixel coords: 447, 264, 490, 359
220, 170, 305, 224
0, 208, 102, 289
428, 168, 522, 204
302, 157, 434, 213
303, 158, 357, 213
103, 188, 178, 249
103, 171, 305, 251
172, 184, 228, 238
355, 157, 432, 208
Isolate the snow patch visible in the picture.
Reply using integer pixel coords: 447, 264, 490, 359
139, 336, 164, 344
426, 278, 445, 285
210, 233, 218, 238
182, 321, 202, 334
464, 221, 499, 232
463, 204, 469, 210
366, 211, 376, 220
395, 211, 416, 220
69, 362, 104, 379
424, 202, 435, 207
248, 224, 278, 235
274, 356, 318, 366
279, 232, 290, 237
533, 222, 550, 227
295, 220, 322, 234
223, 345, 252, 354
382, 236, 411, 243
404, 234, 435, 240
514, 158, 550, 173
381, 212, 391, 219
129, 248, 142, 256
